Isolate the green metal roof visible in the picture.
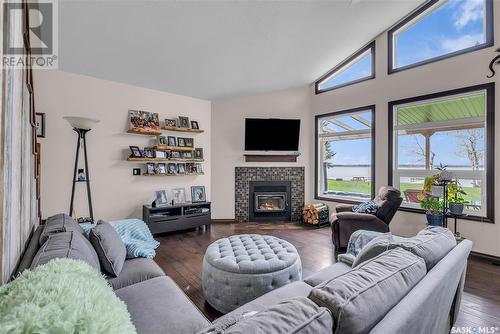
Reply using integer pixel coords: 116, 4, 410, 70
397, 92, 485, 126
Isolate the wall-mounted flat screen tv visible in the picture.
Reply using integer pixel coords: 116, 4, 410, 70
245, 118, 300, 151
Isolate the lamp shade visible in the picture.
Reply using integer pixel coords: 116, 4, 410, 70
63, 116, 100, 130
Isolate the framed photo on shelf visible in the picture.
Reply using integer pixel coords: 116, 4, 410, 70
129, 146, 142, 158
143, 148, 155, 158
155, 190, 168, 207
177, 163, 186, 174
155, 150, 166, 159
190, 121, 199, 130
35, 112, 45, 138
194, 148, 203, 159
171, 151, 181, 159
129, 110, 160, 133
182, 151, 193, 159
184, 138, 194, 147
146, 163, 155, 175
172, 188, 186, 204
167, 136, 177, 147
186, 163, 195, 174
164, 119, 177, 128
191, 186, 206, 203
195, 163, 204, 174
164, 150, 172, 159
158, 136, 167, 145
177, 138, 186, 147
178, 116, 190, 128
167, 163, 177, 175
157, 163, 166, 174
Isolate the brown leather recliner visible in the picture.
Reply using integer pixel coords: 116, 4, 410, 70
331, 186, 403, 253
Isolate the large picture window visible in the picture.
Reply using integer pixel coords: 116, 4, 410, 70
315, 42, 375, 94
389, 84, 494, 222
388, 0, 493, 73
315, 106, 375, 202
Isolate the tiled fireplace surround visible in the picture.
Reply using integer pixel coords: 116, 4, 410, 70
235, 167, 305, 222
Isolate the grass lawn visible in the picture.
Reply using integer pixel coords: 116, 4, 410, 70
327, 179, 481, 202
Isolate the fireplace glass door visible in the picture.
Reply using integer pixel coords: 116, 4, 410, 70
254, 192, 287, 212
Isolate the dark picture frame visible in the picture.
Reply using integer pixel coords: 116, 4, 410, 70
194, 148, 204, 160
167, 136, 177, 147
177, 138, 186, 147
191, 186, 206, 203
179, 116, 190, 128
146, 163, 155, 175
167, 163, 177, 175
158, 136, 167, 145
129, 145, 142, 158
35, 112, 45, 138
191, 121, 199, 129
184, 138, 194, 147
157, 163, 166, 175
155, 190, 168, 206
177, 163, 186, 174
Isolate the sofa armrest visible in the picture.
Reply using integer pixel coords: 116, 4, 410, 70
335, 204, 355, 213
331, 213, 389, 249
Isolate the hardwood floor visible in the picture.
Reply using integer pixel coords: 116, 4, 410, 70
154, 221, 500, 327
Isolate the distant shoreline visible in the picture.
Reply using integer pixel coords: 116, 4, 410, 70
330, 164, 483, 168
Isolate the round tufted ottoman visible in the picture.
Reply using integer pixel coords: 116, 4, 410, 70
202, 234, 302, 313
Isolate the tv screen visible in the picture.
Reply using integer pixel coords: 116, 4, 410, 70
245, 118, 300, 151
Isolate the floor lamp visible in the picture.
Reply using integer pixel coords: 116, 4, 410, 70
64, 116, 100, 222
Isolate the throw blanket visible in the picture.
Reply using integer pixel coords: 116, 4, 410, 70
81, 219, 159, 259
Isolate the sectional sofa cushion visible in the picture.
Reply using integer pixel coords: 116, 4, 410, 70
351, 233, 393, 267
115, 276, 210, 334
31, 231, 100, 271
89, 221, 127, 276
107, 258, 165, 290
199, 297, 333, 334
308, 248, 427, 334
14, 225, 45, 277
303, 262, 351, 287
39, 213, 83, 246
390, 226, 456, 270
214, 281, 313, 326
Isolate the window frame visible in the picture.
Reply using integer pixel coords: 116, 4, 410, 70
315, 41, 376, 94
388, 83, 495, 223
388, 0, 494, 74
315, 105, 376, 204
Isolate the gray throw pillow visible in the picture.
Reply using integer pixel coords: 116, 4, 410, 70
39, 213, 84, 246
89, 221, 126, 276
389, 226, 456, 270
352, 233, 393, 267
31, 231, 100, 271
309, 248, 427, 334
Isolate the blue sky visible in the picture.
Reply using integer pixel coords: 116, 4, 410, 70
321, 0, 485, 86
323, 0, 486, 168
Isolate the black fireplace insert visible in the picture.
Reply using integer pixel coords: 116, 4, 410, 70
249, 181, 291, 221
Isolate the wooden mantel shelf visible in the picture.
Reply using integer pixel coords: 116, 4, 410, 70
244, 153, 300, 162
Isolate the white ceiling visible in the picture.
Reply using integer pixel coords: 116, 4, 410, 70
58, 0, 424, 100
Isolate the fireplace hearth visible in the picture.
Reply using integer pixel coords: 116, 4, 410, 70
249, 181, 291, 221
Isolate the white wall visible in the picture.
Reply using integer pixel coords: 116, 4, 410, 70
311, 5, 500, 257
211, 86, 312, 220
34, 70, 211, 221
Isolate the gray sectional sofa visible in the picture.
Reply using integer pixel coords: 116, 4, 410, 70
14, 214, 472, 334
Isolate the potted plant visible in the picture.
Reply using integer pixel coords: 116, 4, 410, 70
448, 183, 467, 215
423, 174, 442, 197
419, 193, 444, 226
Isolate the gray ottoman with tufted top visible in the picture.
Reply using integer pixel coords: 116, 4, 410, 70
202, 234, 302, 314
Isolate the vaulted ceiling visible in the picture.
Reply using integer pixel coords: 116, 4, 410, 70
58, 0, 424, 100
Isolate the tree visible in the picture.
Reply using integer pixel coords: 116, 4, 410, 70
402, 134, 435, 169
452, 129, 483, 187
324, 141, 336, 168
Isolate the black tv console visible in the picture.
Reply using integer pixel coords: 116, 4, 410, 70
143, 202, 211, 234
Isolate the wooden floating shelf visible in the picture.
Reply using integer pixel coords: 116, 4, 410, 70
142, 173, 205, 177
127, 127, 204, 136
163, 126, 204, 133
127, 128, 161, 136
244, 153, 300, 163
155, 145, 194, 152
127, 157, 204, 163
